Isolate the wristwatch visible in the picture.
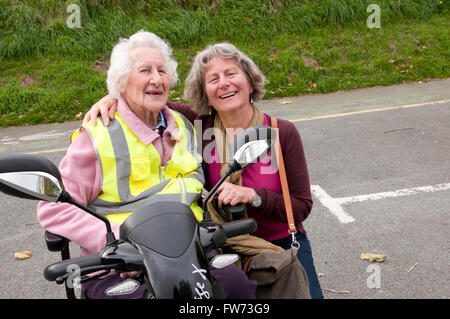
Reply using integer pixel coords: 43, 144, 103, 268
251, 194, 262, 208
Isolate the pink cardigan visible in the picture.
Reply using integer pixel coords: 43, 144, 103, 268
37, 98, 180, 256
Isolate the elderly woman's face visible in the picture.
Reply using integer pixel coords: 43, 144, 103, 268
121, 46, 170, 114
204, 57, 254, 115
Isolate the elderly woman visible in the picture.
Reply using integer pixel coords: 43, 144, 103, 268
85, 42, 323, 299
37, 31, 257, 299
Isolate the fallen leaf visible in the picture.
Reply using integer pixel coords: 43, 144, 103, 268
14, 251, 32, 260
280, 101, 292, 105
307, 81, 317, 90
322, 288, 349, 296
360, 252, 386, 262
318, 273, 325, 277
75, 112, 82, 118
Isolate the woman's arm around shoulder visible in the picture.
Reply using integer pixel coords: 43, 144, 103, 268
166, 101, 199, 124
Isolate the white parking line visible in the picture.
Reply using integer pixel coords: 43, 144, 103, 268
311, 183, 450, 224
311, 185, 356, 224
335, 183, 450, 205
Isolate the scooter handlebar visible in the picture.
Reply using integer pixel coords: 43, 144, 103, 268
43, 253, 103, 282
43, 220, 257, 282
221, 218, 257, 238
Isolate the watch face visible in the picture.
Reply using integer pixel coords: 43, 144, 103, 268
252, 195, 262, 207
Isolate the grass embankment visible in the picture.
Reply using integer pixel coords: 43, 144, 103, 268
0, 0, 448, 126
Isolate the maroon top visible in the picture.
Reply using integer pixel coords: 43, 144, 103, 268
167, 101, 313, 236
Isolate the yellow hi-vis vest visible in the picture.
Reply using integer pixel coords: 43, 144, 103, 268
71, 109, 204, 225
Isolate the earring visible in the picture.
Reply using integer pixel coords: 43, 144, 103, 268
250, 93, 254, 104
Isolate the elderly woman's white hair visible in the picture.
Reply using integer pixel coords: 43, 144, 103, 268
183, 42, 266, 115
106, 30, 178, 98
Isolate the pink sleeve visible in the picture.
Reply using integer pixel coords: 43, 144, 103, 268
36, 129, 120, 256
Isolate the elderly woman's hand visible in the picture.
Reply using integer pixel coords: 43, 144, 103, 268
83, 95, 118, 127
214, 181, 257, 207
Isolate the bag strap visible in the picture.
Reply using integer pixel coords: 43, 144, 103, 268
270, 117, 299, 248
242, 255, 255, 273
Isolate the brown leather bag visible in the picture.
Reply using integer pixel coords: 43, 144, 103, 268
245, 247, 310, 299
243, 117, 311, 299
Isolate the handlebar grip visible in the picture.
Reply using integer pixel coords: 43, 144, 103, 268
221, 218, 257, 238
43, 254, 102, 282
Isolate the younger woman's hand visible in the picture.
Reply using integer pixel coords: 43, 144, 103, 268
213, 181, 257, 207
83, 94, 118, 127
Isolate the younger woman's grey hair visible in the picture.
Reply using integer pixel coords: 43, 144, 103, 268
183, 43, 266, 115
106, 30, 178, 98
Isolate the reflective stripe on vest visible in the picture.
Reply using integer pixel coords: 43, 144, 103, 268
74, 109, 204, 225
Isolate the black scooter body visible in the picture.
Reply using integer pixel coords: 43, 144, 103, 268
120, 201, 214, 299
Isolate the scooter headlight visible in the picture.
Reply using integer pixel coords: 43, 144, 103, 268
105, 278, 140, 296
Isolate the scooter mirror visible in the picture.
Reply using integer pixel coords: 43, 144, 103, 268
0, 171, 62, 202
0, 154, 116, 243
0, 154, 64, 202
230, 125, 275, 170
232, 140, 270, 170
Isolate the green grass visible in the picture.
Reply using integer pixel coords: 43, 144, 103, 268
0, 0, 449, 126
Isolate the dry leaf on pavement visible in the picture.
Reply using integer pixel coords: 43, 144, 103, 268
360, 252, 386, 262
14, 251, 32, 260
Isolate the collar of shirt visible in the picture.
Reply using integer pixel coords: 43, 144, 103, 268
117, 96, 180, 146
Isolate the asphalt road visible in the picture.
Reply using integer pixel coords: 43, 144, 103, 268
299, 100, 450, 299
0, 79, 449, 299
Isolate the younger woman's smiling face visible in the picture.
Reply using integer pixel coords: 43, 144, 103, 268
204, 57, 254, 115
